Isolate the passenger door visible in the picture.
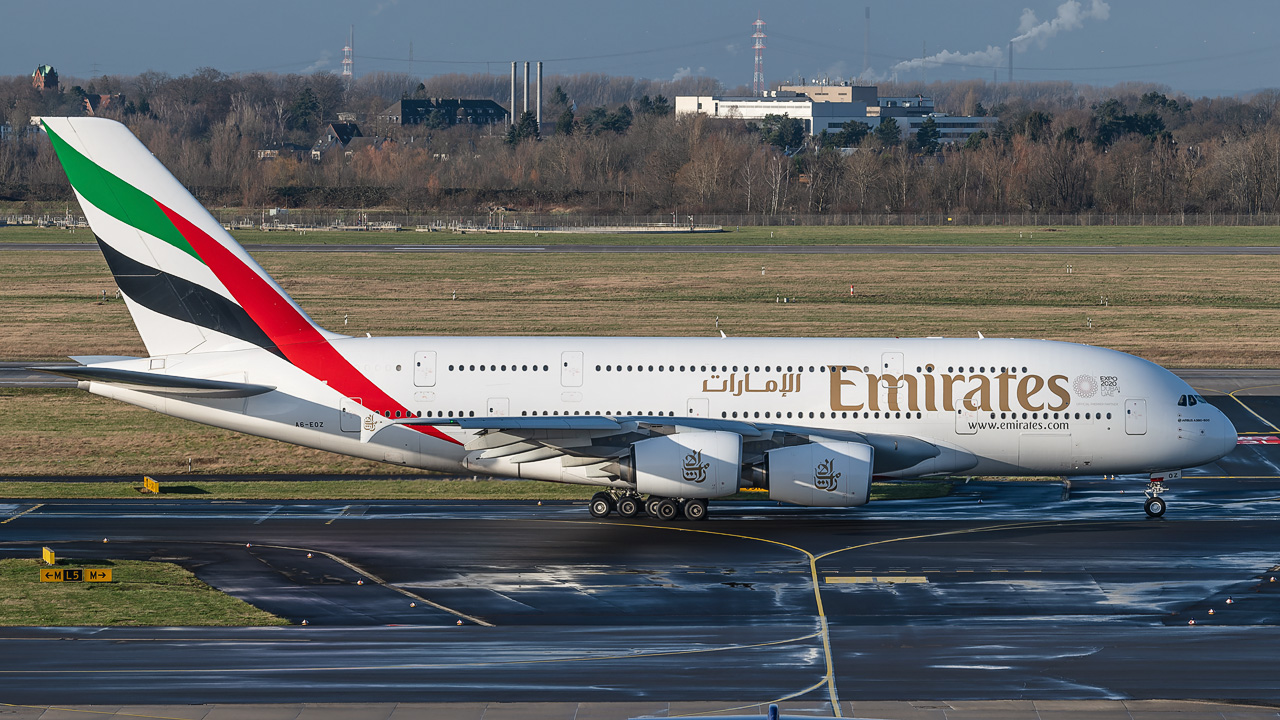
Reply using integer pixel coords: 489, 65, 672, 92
879, 352, 904, 409
1126, 398, 1147, 435
561, 351, 583, 387
340, 397, 363, 433
686, 398, 710, 418
413, 351, 436, 387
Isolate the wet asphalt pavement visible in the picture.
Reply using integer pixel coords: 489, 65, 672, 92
0, 374, 1279, 705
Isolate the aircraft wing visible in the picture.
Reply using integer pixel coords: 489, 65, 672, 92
389, 415, 959, 477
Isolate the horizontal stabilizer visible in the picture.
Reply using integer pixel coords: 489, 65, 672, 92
28, 365, 275, 398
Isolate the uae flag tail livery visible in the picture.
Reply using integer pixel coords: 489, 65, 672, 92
40, 117, 332, 358
39, 116, 455, 446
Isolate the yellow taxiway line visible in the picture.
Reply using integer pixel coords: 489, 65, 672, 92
1, 503, 44, 525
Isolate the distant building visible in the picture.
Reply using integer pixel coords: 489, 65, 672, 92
777, 83, 877, 104
676, 86, 995, 143
341, 136, 391, 157
674, 93, 870, 135
311, 122, 363, 160
256, 143, 309, 161
376, 98, 509, 131
901, 113, 999, 143
32, 65, 58, 91
871, 96, 935, 119
83, 94, 125, 116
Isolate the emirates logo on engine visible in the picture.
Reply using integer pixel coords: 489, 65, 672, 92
814, 458, 841, 492
682, 450, 710, 483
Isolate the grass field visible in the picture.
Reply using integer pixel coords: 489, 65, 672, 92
0, 389, 424, 476
0, 558, 288, 626
4, 246, 1280, 366
2, 225, 1277, 478
4, 223, 1280, 247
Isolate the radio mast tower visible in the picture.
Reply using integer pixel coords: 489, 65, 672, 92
752, 16, 767, 96
342, 26, 354, 86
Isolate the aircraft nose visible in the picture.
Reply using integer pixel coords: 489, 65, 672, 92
1216, 407, 1238, 459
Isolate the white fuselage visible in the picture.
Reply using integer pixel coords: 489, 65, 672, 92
82, 335, 1237, 487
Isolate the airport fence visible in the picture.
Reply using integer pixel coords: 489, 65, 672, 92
200, 211, 1280, 231
11, 211, 1280, 232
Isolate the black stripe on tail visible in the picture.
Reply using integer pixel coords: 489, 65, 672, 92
97, 237, 280, 355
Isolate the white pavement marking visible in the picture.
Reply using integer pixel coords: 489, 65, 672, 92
253, 505, 283, 525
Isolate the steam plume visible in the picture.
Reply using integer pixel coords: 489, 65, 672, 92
1011, 0, 1110, 52
892, 46, 1005, 74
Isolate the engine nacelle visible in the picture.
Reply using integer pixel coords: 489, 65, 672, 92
631, 431, 742, 499
766, 441, 873, 507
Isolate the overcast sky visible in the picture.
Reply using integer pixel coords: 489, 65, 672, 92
3, 0, 1277, 97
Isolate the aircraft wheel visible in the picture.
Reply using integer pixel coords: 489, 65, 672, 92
588, 492, 614, 519
1144, 497, 1166, 517
645, 497, 663, 518
617, 496, 641, 518
655, 498, 680, 521
682, 498, 708, 521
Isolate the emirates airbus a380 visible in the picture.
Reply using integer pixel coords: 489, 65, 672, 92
29, 117, 1236, 520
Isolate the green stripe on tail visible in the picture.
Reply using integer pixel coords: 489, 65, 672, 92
43, 120, 201, 262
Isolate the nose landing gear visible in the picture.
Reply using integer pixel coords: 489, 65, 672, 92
1143, 470, 1179, 517
1143, 491, 1166, 517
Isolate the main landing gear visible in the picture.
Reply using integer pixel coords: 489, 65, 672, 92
588, 491, 708, 521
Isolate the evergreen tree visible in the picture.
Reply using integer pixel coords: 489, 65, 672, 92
825, 119, 870, 147
962, 129, 988, 150
287, 87, 321, 133
913, 116, 940, 153
874, 117, 901, 147
555, 108, 575, 136
505, 110, 540, 144
760, 114, 805, 151
603, 105, 632, 133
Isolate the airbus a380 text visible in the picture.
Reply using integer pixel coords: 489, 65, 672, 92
30, 118, 1236, 520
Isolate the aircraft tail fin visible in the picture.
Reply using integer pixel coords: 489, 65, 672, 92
39, 117, 334, 357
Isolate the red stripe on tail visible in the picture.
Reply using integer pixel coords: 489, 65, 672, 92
156, 201, 461, 446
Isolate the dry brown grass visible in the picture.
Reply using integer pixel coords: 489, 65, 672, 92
4, 245, 1275, 475
6, 249, 1279, 366
0, 389, 424, 476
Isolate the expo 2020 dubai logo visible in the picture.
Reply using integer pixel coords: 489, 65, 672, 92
1073, 374, 1098, 399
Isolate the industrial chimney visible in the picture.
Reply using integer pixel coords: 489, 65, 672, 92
510, 62, 517, 125
523, 62, 530, 116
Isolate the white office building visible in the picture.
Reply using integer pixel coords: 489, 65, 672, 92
674, 93, 870, 135
900, 113, 999, 142
675, 87, 996, 143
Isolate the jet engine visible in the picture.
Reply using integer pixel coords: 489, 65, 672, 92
629, 431, 742, 499
765, 441, 873, 507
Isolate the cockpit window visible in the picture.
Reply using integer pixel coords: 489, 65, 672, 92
1188, 395, 1197, 406
1194, 394, 1209, 404
1177, 395, 1187, 407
